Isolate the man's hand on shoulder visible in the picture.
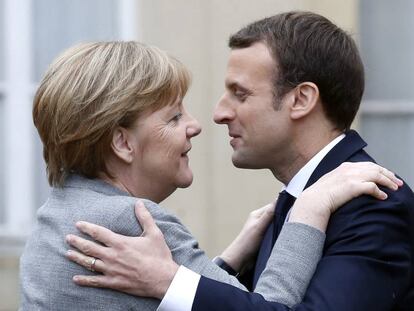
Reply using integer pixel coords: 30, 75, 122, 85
65, 200, 178, 299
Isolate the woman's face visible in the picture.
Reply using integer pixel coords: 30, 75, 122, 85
130, 99, 202, 198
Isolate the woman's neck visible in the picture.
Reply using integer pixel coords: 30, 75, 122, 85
98, 172, 172, 204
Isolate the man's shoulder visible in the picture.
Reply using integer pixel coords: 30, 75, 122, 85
325, 148, 414, 241
346, 148, 414, 209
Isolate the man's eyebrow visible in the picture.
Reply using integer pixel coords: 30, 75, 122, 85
226, 81, 250, 93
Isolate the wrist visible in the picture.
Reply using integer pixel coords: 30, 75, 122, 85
217, 249, 242, 272
289, 192, 331, 232
220, 229, 255, 272
213, 256, 239, 276
155, 261, 179, 300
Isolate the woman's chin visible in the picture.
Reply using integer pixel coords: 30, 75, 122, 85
176, 173, 194, 189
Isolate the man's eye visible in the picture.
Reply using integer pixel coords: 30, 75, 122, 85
234, 90, 247, 101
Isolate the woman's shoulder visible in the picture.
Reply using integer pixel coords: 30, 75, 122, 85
48, 175, 188, 238
48, 177, 172, 235
109, 198, 186, 237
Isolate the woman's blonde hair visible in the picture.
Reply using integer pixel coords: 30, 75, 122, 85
33, 41, 191, 186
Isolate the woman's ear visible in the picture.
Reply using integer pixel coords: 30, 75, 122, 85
290, 82, 320, 120
111, 127, 134, 164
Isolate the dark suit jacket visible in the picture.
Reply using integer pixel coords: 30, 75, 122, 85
192, 131, 414, 311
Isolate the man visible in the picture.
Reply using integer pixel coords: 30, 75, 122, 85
66, 12, 414, 310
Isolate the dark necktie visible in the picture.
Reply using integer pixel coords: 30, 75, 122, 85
252, 190, 296, 288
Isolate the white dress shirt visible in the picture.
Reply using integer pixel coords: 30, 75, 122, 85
157, 134, 346, 311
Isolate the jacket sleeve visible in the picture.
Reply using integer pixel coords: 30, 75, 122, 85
191, 189, 414, 311
113, 198, 325, 307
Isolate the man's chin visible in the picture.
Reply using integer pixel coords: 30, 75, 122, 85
231, 155, 259, 169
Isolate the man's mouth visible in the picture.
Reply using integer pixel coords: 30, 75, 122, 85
229, 132, 240, 139
230, 136, 240, 147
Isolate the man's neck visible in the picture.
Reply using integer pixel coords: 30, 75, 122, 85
271, 129, 343, 185
285, 133, 346, 197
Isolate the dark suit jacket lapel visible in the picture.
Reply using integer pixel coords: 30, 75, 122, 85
304, 130, 368, 189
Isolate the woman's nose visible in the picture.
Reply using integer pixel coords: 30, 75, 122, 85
187, 116, 202, 137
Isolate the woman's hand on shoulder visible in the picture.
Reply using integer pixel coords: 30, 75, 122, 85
289, 162, 403, 232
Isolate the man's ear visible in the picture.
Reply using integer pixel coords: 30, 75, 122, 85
290, 82, 320, 120
111, 127, 134, 164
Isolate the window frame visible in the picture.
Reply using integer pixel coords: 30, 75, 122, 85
0, 0, 139, 255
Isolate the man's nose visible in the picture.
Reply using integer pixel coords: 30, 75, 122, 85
213, 94, 235, 124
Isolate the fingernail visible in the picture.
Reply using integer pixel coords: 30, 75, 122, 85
66, 250, 72, 257
73, 276, 80, 282
65, 235, 72, 243
76, 221, 85, 229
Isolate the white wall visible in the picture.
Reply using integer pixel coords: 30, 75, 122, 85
136, 0, 358, 255
0, 1, 358, 309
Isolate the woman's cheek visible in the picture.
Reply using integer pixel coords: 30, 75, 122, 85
158, 126, 177, 159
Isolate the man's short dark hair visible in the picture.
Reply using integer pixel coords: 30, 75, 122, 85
229, 11, 364, 131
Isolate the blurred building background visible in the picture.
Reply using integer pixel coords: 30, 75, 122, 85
0, 0, 413, 309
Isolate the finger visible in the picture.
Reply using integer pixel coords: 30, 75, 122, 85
346, 162, 402, 189
356, 165, 398, 191
75, 221, 119, 247
373, 172, 399, 191
363, 162, 402, 188
262, 203, 275, 217
66, 249, 106, 273
254, 203, 275, 216
66, 234, 107, 259
134, 201, 160, 236
268, 202, 276, 212
363, 182, 388, 200
73, 275, 113, 289
259, 204, 276, 226
378, 167, 403, 187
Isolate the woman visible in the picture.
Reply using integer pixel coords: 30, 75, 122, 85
20, 41, 400, 310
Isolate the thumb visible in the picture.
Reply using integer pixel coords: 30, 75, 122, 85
260, 203, 275, 223
267, 202, 276, 214
134, 200, 158, 236
261, 202, 275, 217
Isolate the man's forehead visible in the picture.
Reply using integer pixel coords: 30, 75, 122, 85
228, 42, 273, 64
225, 44, 275, 88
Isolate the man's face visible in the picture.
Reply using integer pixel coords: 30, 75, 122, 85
213, 42, 292, 171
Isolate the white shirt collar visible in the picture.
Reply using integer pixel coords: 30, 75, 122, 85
284, 133, 346, 198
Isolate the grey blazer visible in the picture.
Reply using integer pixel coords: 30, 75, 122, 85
20, 174, 324, 310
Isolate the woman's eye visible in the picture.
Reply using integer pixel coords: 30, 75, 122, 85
169, 112, 183, 123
